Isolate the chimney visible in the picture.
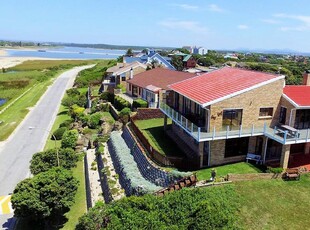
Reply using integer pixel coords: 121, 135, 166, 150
130, 67, 133, 79
303, 70, 310, 85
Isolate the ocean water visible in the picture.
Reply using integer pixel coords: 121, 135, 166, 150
5, 46, 126, 59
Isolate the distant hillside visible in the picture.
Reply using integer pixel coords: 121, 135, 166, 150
50, 42, 176, 51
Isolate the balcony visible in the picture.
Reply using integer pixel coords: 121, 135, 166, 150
160, 102, 310, 144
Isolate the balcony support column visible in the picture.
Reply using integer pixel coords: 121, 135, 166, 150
280, 144, 291, 169
164, 115, 168, 131
262, 136, 268, 164
199, 142, 204, 168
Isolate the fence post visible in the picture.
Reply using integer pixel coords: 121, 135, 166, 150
251, 124, 254, 136
307, 129, 309, 142
181, 116, 183, 127
191, 123, 194, 133
186, 119, 188, 131
239, 125, 242, 137
198, 127, 201, 141
274, 126, 277, 136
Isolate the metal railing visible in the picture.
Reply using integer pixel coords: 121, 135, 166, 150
160, 102, 310, 144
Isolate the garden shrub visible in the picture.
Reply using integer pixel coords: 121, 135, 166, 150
133, 99, 148, 108
59, 119, 73, 129
66, 88, 80, 97
119, 107, 131, 123
76, 186, 241, 229
61, 129, 79, 149
52, 127, 67, 140
114, 96, 130, 111
88, 112, 103, 129
100, 92, 114, 103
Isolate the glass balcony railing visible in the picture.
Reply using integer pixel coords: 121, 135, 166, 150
160, 102, 310, 144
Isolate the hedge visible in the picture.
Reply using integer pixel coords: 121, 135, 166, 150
114, 96, 130, 111
133, 99, 148, 108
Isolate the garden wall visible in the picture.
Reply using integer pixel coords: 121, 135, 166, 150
131, 108, 165, 120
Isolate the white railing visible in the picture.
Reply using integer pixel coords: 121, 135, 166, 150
160, 102, 310, 144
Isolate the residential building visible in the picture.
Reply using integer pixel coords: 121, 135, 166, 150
160, 67, 292, 169
193, 47, 207, 55
103, 61, 147, 91
124, 49, 175, 70
126, 68, 195, 108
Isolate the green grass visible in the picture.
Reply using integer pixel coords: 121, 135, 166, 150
237, 173, 310, 229
134, 118, 184, 157
45, 104, 71, 150
62, 160, 86, 230
196, 162, 263, 181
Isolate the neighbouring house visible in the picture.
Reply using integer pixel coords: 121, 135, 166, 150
126, 68, 196, 108
160, 67, 290, 169
183, 55, 196, 69
124, 49, 175, 70
102, 61, 147, 92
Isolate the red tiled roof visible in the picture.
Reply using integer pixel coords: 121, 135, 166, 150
169, 67, 284, 106
283, 86, 310, 107
127, 68, 196, 90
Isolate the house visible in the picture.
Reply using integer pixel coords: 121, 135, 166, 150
124, 50, 176, 70
160, 67, 287, 169
183, 55, 196, 68
103, 61, 147, 91
126, 68, 196, 108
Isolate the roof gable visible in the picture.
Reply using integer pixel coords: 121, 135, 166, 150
169, 67, 285, 107
283, 86, 310, 108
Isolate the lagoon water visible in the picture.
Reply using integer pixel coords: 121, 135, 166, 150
5, 47, 126, 59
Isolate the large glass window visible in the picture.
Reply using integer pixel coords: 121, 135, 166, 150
225, 137, 249, 158
182, 97, 191, 115
294, 109, 310, 129
222, 109, 243, 130
279, 107, 287, 124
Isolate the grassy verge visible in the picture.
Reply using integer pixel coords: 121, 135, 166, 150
45, 104, 71, 150
134, 118, 184, 157
0, 78, 55, 140
62, 160, 86, 230
196, 162, 263, 180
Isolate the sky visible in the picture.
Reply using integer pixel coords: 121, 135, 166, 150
1, 0, 310, 52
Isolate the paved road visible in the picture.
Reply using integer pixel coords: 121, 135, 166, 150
0, 65, 94, 229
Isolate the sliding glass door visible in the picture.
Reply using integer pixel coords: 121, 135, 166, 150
222, 109, 243, 130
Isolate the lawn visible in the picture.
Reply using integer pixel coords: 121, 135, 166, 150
62, 160, 86, 230
196, 162, 264, 180
134, 118, 185, 157
236, 173, 310, 229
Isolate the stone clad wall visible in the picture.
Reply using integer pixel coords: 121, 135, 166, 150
209, 79, 284, 131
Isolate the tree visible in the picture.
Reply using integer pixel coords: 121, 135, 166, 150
30, 148, 79, 175
11, 167, 79, 225
125, 48, 134, 57
61, 129, 79, 149
171, 56, 184, 71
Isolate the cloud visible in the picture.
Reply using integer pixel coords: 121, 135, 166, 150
261, 19, 280, 24
171, 3, 199, 10
208, 4, 224, 12
159, 19, 208, 34
237, 25, 249, 30
273, 13, 310, 31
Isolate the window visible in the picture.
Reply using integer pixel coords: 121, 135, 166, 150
182, 97, 191, 115
222, 109, 243, 130
259, 107, 273, 117
121, 76, 126, 81
279, 107, 287, 124
225, 137, 249, 158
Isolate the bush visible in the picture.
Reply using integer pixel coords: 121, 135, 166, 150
76, 186, 241, 229
66, 88, 80, 97
52, 127, 67, 140
30, 148, 79, 175
119, 107, 131, 123
88, 112, 103, 129
100, 92, 114, 102
133, 99, 148, 108
114, 96, 130, 111
61, 129, 79, 149
59, 119, 73, 129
